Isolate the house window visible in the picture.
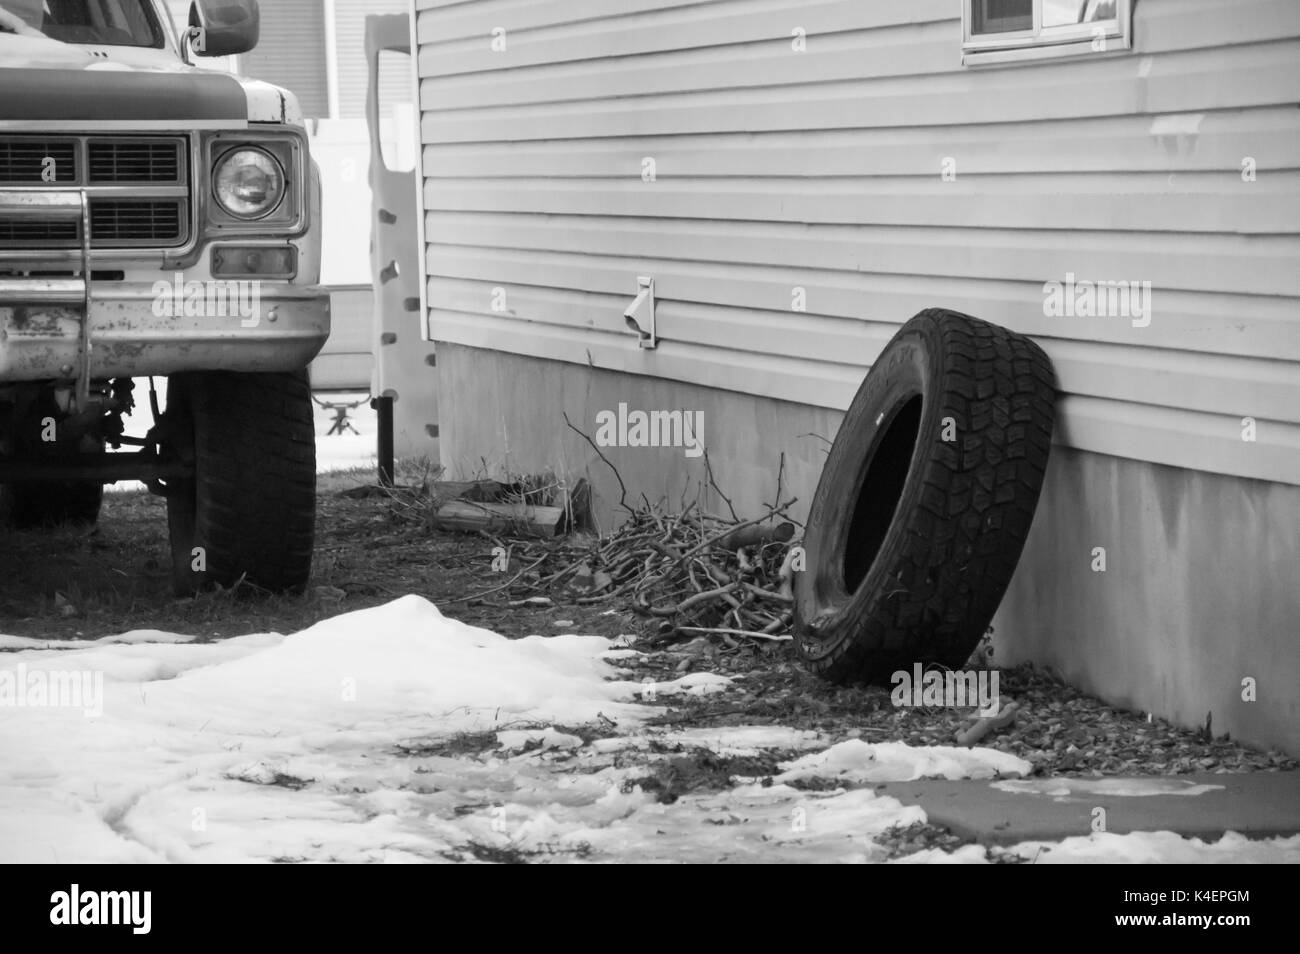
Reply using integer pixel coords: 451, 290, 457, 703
964, 0, 1132, 65
972, 0, 1033, 36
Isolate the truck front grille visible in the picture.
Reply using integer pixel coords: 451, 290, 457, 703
0, 218, 78, 244
0, 135, 190, 250
91, 199, 183, 244
0, 139, 78, 183
0, 198, 185, 248
87, 140, 182, 184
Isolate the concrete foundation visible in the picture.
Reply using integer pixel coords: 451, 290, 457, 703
993, 447, 1300, 758
435, 343, 1300, 755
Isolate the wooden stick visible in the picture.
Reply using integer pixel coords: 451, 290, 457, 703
678, 502, 798, 562
712, 521, 796, 552
428, 479, 508, 502
442, 555, 549, 605
955, 701, 1020, 748
777, 547, 798, 600
703, 448, 739, 522
563, 411, 636, 516
640, 582, 741, 617
761, 612, 793, 635
742, 581, 794, 604
435, 500, 566, 539
675, 626, 793, 641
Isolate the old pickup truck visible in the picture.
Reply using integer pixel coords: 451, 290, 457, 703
0, 0, 329, 594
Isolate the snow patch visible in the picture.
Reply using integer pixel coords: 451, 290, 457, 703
3, 596, 1294, 864
992, 777, 1225, 802
777, 739, 1031, 784
660, 725, 825, 756
647, 672, 732, 697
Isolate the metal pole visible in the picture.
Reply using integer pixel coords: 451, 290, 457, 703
374, 395, 394, 488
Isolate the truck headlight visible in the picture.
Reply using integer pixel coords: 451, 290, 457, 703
213, 147, 286, 220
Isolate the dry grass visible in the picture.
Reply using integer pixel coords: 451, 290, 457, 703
0, 465, 646, 644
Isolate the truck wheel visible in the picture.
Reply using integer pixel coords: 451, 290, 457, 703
0, 481, 104, 529
793, 309, 1056, 683
165, 371, 316, 596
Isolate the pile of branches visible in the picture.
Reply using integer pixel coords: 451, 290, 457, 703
460, 500, 801, 644
443, 415, 805, 644
455, 503, 803, 647
565, 500, 801, 644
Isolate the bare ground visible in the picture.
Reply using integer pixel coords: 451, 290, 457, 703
2, 469, 1292, 832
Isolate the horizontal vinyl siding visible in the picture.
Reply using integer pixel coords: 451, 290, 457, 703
239, 0, 330, 118
334, 0, 416, 120
311, 286, 374, 390
415, 0, 1300, 486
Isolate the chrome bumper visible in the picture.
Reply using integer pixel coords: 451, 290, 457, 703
0, 190, 329, 386
0, 281, 330, 382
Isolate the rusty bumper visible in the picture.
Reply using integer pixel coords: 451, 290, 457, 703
0, 281, 330, 382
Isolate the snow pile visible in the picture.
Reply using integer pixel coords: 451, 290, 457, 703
3, 596, 1297, 864
0, 596, 645, 863
777, 739, 1032, 784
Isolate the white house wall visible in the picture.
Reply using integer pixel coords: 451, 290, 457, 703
414, 0, 1300, 487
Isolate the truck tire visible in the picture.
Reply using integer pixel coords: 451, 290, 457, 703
1, 481, 104, 529
165, 371, 316, 596
793, 309, 1056, 683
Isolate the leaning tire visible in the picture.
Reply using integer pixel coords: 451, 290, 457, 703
165, 371, 316, 596
793, 309, 1056, 683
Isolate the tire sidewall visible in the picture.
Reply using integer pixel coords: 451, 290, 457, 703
795, 320, 946, 665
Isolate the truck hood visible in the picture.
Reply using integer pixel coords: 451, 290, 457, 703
0, 33, 299, 124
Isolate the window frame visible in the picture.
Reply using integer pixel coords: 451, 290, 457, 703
962, 0, 1132, 67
